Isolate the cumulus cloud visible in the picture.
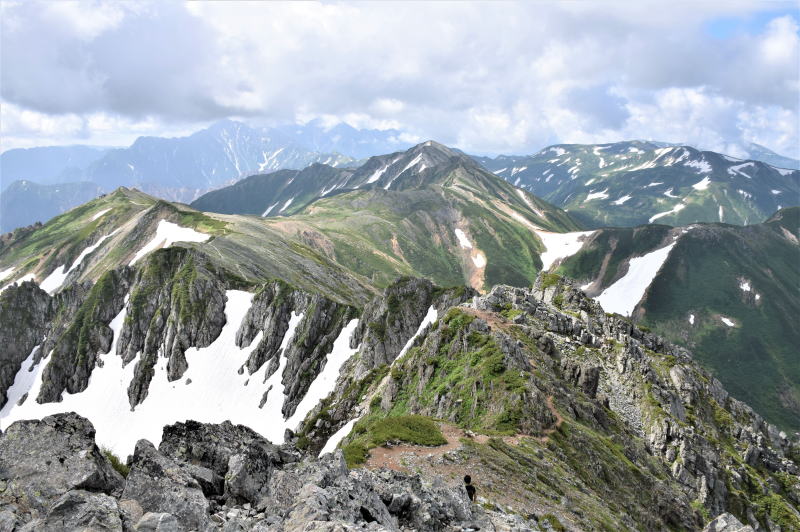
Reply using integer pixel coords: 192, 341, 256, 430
1, 1, 797, 157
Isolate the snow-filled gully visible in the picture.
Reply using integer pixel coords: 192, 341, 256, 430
0, 291, 361, 458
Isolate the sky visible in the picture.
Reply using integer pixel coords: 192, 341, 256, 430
1, 1, 798, 158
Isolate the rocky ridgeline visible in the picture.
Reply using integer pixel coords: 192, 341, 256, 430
0, 413, 535, 531
294, 274, 798, 530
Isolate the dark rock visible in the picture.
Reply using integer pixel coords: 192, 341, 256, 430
0, 281, 53, 409
38, 490, 123, 531
121, 440, 210, 531
134, 512, 180, 532
0, 413, 124, 514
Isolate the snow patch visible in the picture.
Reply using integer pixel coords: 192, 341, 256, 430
684, 158, 712, 174
262, 202, 279, 217
727, 162, 754, 179
472, 252, 487, 268
534, 230, 595, 270
612, 195, 632, 205
771, 189, 782, 195
663, 188, 679, 198
286, 319, 360, 429
130, 220, 210, 266
692, 177, 711, 191
0, 267, 14, 282
739, 280, 751, 292
394, 307, 437, 365
689, 314, 695, 325
516, 189, 544, 217
454, 229, 473, 249
320, 417, 361, 456
279, 198, 294, 213
595, 243, 676, 317
720, 316, 735, 327
67, 230, 120, 276
585, 189, 609, 202
39, 266, 69, 295
0, 291, 320, 457
649, 203, 686, 223
91, 208, 111, 221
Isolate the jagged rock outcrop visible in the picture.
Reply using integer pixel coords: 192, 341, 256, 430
350, 277, 475, 378
0, 281, 53, 408
121, 439, 212, 531
119, 248, 228, 407
0, 414, 523, 531
0, 413, 124, 522
296, 278, 476, 454
233, 279, 359, 418
37, 270, 131, 403
159, 420, 299, 505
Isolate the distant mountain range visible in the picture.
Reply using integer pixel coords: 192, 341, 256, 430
1, 120, 798, 234
475, 140, 799, 228
0, 120, 415, 232
1, 139, 798, 530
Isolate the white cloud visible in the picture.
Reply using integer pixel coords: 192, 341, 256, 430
1, 1, 797, 157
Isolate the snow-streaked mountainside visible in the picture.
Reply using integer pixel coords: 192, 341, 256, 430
0, 120, 389, 234
1, 139, 799, 530
475, 140, 800, 228
195, 141, 583, 290
556, 209, 800, 430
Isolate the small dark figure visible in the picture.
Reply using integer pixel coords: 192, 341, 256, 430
464, 474, 476, 501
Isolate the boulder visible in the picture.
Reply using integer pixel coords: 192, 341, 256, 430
135, 512, 180, 532
702, 513, 755, 532
121, 440, 211, 531
159, 420, 292, 504
0, 413, 124, 514
38, 490, 123, 531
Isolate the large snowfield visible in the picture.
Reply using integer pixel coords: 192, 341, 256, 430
595, 243, 676, 316
0, 290, 361, 458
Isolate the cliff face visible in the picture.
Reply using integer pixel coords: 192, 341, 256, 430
1, 267, 797, 530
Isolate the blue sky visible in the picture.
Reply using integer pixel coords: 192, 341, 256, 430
1, 1, 798, 158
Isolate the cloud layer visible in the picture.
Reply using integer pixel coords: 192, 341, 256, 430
1, 1, 798, 157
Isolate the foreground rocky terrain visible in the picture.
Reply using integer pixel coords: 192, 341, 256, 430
0, 413, 534, 531
0, 413, 769, 532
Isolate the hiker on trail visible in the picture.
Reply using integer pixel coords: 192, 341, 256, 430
464, 475, 476, 502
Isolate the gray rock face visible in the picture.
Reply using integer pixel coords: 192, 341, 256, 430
116, 247, 227, 407
1, 415, 530, 532
135, 512, 181, 532
159, 420, 298, 505
0, 281, 53, 409
36, 490, 123, 532
121, 440, 211, 532
298, 278, 476, 454
235, 281, 358, 420
703, 512, 756, 532
37, 270, 130, 403
0, 413, 124, 518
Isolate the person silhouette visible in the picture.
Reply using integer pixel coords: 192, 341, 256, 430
464, 475, 476, 501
